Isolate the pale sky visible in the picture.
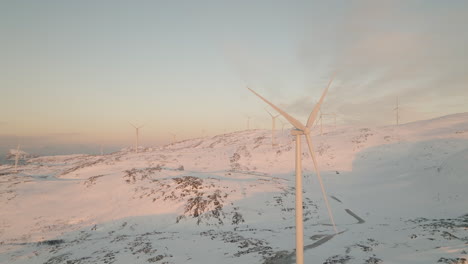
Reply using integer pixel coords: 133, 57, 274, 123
1, 0, 467, 155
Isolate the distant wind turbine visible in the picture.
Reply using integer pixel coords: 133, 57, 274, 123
394, 96, 400, 126
14, 143, 20, 173
246, 116, 251, 130
169, 132, 177, 144
130, 123, 144, 153
319, 112, 337, 135
247, 75, 337, 264
265, 108, 280, 146
279, 118, 287, 133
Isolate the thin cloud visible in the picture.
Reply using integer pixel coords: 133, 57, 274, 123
298, 1, 468, 125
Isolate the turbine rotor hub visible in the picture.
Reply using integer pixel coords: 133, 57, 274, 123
290, 127, 311, 136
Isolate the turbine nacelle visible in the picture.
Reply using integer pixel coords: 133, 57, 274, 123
291, 128, 310, 136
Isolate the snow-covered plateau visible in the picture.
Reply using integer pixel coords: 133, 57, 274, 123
1, 113, 467, 264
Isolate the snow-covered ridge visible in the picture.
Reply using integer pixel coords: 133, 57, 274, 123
0, 113, 467, 264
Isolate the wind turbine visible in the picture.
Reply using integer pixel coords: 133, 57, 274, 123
247, 75, 337, 264
265, 108, 280, 146
279, 118, 288, 134
246, 115, 251, 130
169, 132, 177, 144
394, 96, 400, 126
14, 143, 20, 173
319, 112, 337, 135
130, 123, 144, 153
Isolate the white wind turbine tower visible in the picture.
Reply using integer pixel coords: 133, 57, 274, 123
14, 143, 20, 173
246, 115, 251, 130
265, 108, 280, 146
248, 75, 337, 264
279, 118, 288, 134
169, 133, 177, 144
394, 96, 400, 126
130, 123, 144, 153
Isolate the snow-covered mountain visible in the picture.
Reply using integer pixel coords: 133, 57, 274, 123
1, 113, 467, 264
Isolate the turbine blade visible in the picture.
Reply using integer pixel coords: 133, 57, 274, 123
264, 108, 274, 117
306, 74, 335, 128
305, 134, 338, 234
247, 87, 306, 130
129, 122, 137, 128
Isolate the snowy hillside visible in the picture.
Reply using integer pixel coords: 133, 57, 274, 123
1, 113, 467, 264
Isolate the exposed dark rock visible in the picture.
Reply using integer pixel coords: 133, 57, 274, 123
438, 257, 467, 264
147, 255, 165, 262
83, 175, 104, 187
37, 239, 65, 246
263, 250, 292, 264
44, 253, 71, 264
323, 255, 352, 264
365, 256, 383, 264
232, 212, 245, 225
